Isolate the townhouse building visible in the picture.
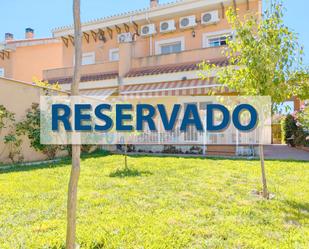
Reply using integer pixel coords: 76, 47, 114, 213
44, 0, 262, 155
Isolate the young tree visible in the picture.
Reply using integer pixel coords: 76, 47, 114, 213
66, 0, 82, 248
199, 1, 308, 198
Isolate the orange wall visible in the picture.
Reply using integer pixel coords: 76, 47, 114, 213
0, 41, 63, 82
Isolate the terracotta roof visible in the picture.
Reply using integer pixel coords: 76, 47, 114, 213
47, 59, 228, 84
125, 59, 229, 77
48, 71, 118, 84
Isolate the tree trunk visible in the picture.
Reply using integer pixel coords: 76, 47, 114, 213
66, 0, 82, 248
124, 144, 128, 170
259, 144, 268, 199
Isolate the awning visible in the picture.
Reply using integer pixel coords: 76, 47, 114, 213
120, 79, 225, 97
80, 87, 117, 99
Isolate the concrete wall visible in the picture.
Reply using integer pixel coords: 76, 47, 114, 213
0, 77, 66, 164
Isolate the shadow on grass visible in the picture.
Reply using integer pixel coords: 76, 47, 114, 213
282, 200, 309, 224
0, 150, 111, 174
109, 168, 152, 178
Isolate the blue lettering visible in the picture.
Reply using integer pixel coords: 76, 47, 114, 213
207, 104, 230, 131
180, 104, 203, 132
52, 104, 72, 131
95, 104, 113, 131
232, 104, 258, 131
75, 104, 92, 131
116, 104, 133, 131
136, 104, 156, 131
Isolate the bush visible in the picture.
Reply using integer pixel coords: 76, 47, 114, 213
17, 103, 63, 160
281, 113, 308, 147
0, 105, 23, 163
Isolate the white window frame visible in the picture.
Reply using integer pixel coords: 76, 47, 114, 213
155, 37, 185, 55
81, 52, 95, 65
202, 29, 233, 48
0, 68, 4, 77
74, 52, 95, 65
109, 48, 119, 62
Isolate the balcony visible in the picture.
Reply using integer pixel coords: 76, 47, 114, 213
43, 46, 226, 83
43, 61, 119, 82
131, 46, 226, 69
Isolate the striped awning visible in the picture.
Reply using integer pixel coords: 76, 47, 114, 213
80, 87, 117, 99
120, 79, 225, 97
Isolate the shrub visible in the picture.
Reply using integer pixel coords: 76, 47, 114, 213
0, 105, 23, 163
281, 113, 308, 147
0, 105, 14, 130
4, 133, 23, 163
17, 103, 63, 160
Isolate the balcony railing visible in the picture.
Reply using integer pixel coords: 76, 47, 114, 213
131, 46, 225, 69
43, 61, 118, 81
43, 46, 225, 81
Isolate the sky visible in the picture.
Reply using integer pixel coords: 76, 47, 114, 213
0, 0, 308, 64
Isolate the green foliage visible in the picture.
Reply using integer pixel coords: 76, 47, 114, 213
0, 105, 14, 131
0, 105, 23, 163
281, 114, 308, 146
4, 133, 23, 163
0, 155, 308, 248
199, 1, 309, 105
296, 105, 309, 129
16, 103, 62, 160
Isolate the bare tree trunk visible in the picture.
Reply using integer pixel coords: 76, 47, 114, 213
259, 144, 268, 199
124, 144, 128, 170
66, 0, 82, 248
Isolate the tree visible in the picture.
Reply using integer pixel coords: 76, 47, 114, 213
66, 0, 82, 248
199, 1, 308, 198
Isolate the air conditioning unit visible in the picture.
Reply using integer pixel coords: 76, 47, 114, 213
117, 32, 133, 43
179, 15, 197, 29
140, 24, 156, 36
160, 20, 176, 33
201, 11, 219, 25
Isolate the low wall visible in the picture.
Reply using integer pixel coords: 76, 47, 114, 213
0, 77, 67, 164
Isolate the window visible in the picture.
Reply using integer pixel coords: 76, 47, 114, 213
0, 68, 4, 77
109, 48, 119, 61
155, 37, 185, 55
160, 42, 182, 55
203, 30, 233, 48
82, 52, 95, 65
208, 35, 231, 47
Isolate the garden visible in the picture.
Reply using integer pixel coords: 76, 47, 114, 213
0, 153, 308, 248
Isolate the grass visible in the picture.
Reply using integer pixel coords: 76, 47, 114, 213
0, 154, 308, 249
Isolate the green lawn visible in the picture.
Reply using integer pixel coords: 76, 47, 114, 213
0, 154, 308, 249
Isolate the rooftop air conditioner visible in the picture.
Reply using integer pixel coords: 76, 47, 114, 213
140, 24, 156, 36
160, 20, 176, 33
201, 10, 219, 25
179, 15, 197, 29
117, 32, 133, 43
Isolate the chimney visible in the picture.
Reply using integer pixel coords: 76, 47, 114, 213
150, 0, 159, 8
5, 33, 14, 41
25, 28, 34, 39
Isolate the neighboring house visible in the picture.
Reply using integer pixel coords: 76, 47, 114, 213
0, 28, 63, 82
43, 0, 262, 156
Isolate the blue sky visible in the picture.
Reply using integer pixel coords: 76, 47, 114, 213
1, 0, 308, 64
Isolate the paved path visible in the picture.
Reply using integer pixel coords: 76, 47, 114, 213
264, 145, 309, 161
